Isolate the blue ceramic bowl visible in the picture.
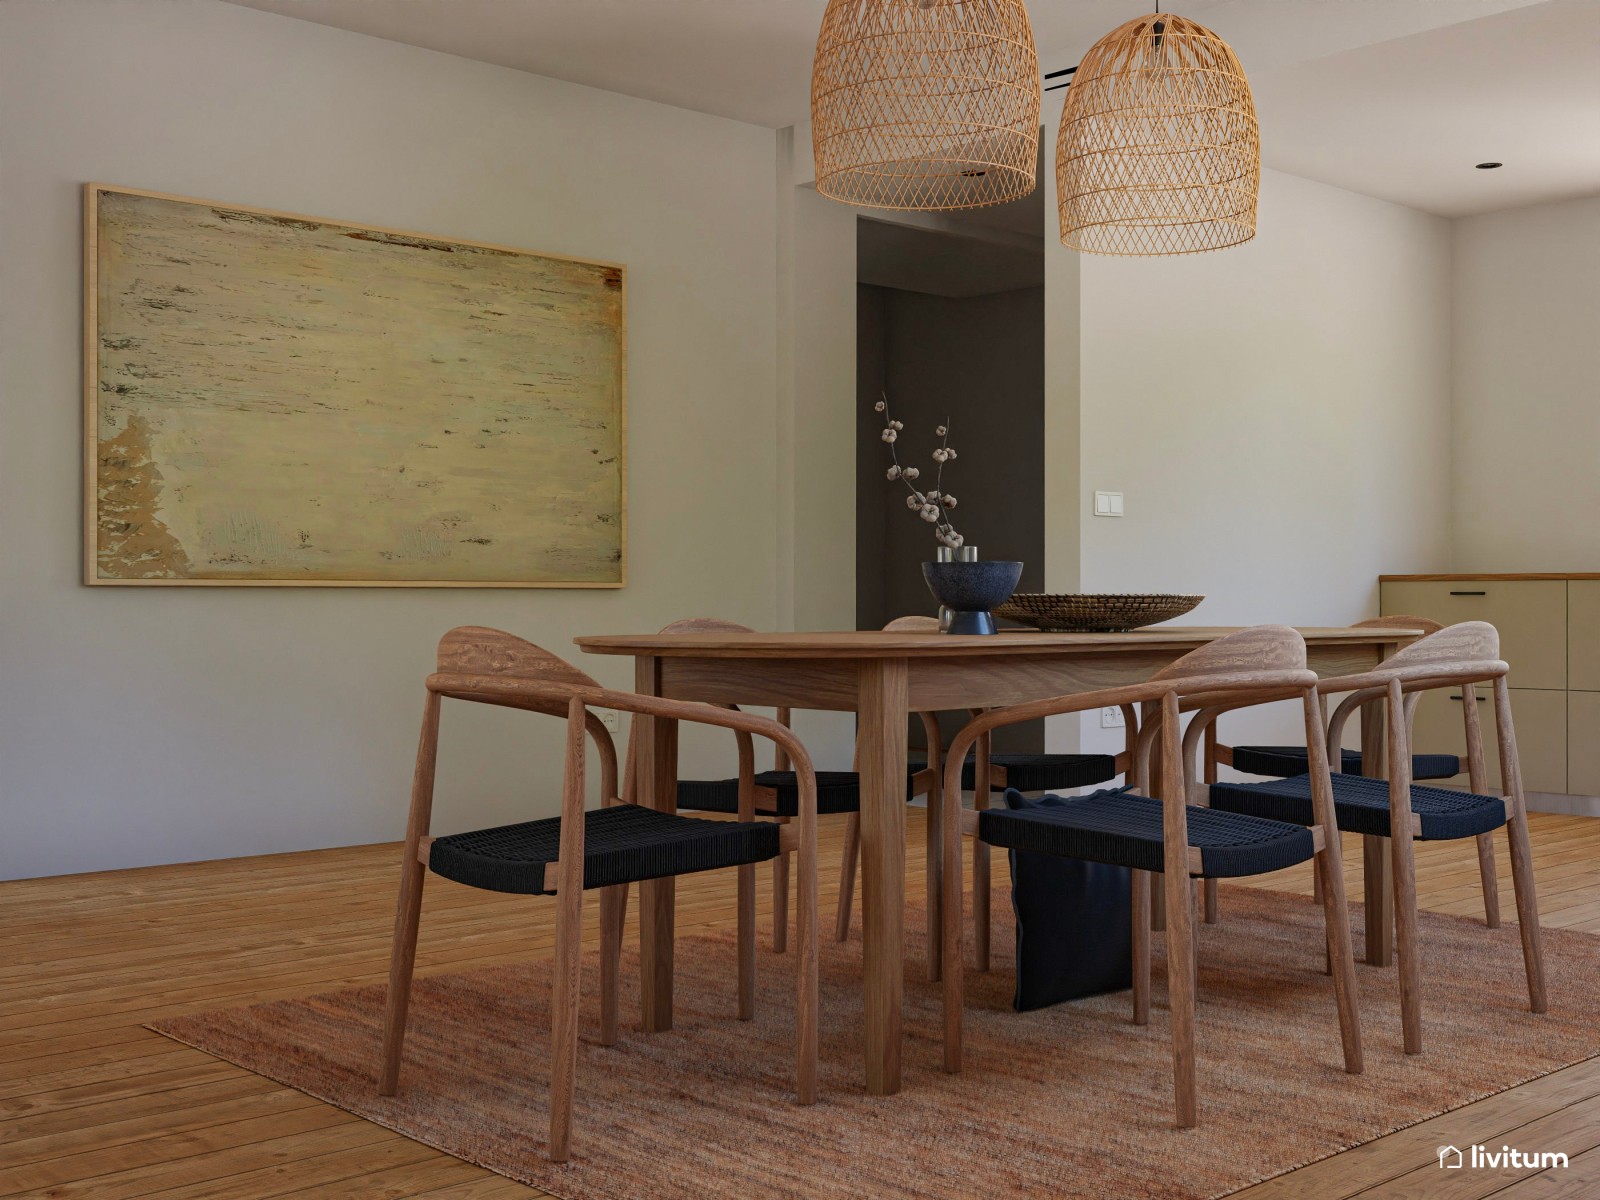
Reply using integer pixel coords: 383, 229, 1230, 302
922, 560, 1023, 618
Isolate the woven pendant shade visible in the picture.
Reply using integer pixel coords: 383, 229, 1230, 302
811, 0, 1040, 211
1056, 13, 1259, 256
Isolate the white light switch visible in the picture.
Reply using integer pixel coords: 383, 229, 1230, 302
1094, 491, 1124, 517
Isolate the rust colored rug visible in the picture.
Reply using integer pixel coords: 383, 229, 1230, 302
151, 886, 1600, 1200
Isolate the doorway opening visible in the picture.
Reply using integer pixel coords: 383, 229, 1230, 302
854, 185, 1046, 753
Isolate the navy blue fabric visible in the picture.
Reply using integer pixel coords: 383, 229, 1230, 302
675, 770, 917, 817
428, 804, 781, 895
910, 752, 1119, 793
1208, 773, 1507, 842
978, 786, 1316, 879
1232, 745, 1461, 781
1002, 789, 1132, 1012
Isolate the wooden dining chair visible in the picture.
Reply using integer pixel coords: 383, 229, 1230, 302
1208, 617, 1459, 782
1206, 620, 1547, 1054
839, 615, 1131, 975
635, 619, 946, 974
1201, 616, 1467, 924
939, 626, 1364, 1128
379, 627, 820, 1162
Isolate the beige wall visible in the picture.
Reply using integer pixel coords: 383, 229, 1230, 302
1451, 195, 1600, 572
1064, 169, 1455, 754
0, 0, 821, 878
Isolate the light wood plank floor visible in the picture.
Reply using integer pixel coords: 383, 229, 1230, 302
3, 811, 1597, 1199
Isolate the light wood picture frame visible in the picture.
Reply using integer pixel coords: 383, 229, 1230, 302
84, 183, 627, 588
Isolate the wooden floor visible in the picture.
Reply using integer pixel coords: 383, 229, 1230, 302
4, 810, 1599, 1199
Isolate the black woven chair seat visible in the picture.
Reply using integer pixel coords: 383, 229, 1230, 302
428, 804, 781, 895
1209, 773, 1506, 842
676, 770, 918, 817
911, 752, 1119, 793
977, 786, 1316, 879
1232, 745, 1461, 781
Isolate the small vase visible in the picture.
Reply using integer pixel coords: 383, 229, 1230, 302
922, 557, 1023, 635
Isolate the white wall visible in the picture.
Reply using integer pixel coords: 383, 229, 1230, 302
1451, 195, 1600, 571
775, 132, 860, 761
0, 0, 807, 878
0, 0, 1537, 876
1064, 169, 1455, 754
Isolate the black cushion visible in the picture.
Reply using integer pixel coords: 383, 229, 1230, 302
1208, 773, 1507, 842
676, 770, 918, 817
989, 753, 1120, 793
1232, 745, 1461, 781
428, 804, 781, 895
977, 786, 1316, 879
910, 752, 1119, 793
1002, 789, 1131, 1012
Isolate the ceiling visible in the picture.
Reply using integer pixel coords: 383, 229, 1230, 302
1252, 0, 1600, 217
228, 0, 1597, 217
859, 217, 1043, 298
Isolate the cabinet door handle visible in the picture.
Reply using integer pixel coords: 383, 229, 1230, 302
1449, 695, 1487, 702
1449, 590, 1487, 596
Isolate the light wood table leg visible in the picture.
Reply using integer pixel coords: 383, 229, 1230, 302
858, 658, 908, 1096
1361, 699, 1394, 968
1143, 700, 1167, 933
972, 728, 992, 972
635, 656, 679, 1033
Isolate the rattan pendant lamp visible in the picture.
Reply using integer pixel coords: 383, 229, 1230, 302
1055, 8, 1259, 255
811, 0, 1041, 211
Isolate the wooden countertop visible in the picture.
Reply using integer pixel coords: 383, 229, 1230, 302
1380, 573, 1600, 582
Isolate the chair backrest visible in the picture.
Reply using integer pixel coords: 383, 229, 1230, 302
1150, 625, 1308, 685
1379, 620, 1501, 672
619, 618, 768, 796
429, 626, 619, 796
657, 617, 756, 635
436, 626, 599, 689
883, 615, 939, 632
1355, 614, 1444, 635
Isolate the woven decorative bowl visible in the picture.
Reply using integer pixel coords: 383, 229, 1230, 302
994, 593, 1204, 633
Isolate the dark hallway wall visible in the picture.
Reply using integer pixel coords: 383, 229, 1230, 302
857, 282, 1046, 751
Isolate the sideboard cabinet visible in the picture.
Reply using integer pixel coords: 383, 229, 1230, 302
1379, 574, 1600, 797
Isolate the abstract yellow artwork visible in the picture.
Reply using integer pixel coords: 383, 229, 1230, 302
84, 184, 626, 587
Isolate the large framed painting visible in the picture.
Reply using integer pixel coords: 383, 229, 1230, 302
84, 184, 626, 587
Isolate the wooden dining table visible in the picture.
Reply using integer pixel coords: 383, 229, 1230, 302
575, 625, 1421, 1096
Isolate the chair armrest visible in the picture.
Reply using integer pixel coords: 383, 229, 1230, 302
427, 672, 817, 788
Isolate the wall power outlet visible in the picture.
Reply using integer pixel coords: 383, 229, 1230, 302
1100, 706, 1125, 729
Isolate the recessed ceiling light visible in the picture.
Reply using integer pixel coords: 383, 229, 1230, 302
1476, 162, 1504, 170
